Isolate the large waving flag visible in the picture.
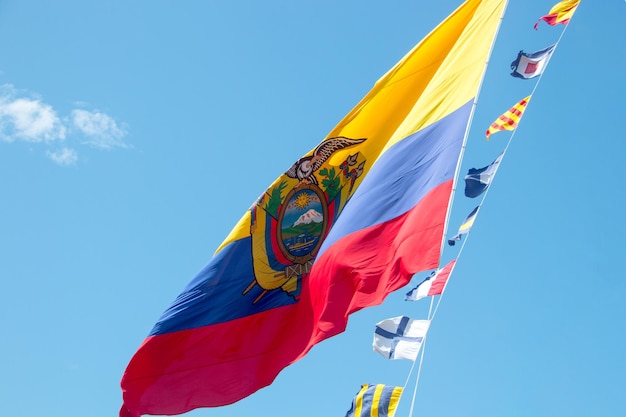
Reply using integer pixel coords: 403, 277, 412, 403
534, 0, 580, 30
373, 316, 430, 361
120, 1, 507, 416
345, 384, 404, 417
486, 96, 531, 139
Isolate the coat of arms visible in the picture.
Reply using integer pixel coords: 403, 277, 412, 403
245, 136, 367, 304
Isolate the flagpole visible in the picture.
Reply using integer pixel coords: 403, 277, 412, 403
439, 0, 510, 263
431, 17, 572, 320
406, 3, 510, 416
406, 296, 435, 417
433, 0, 580, 332
415, 2, 580, 415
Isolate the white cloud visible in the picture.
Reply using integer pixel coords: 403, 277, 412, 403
0, 95, 66, 142
46, 147, 78, 166
0, 84, 130, 164
71, 109, 128, 149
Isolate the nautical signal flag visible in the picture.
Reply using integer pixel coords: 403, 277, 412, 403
464, 153, 503, 197
535, 0, 580, 30
373, 316, 430, 361
119, 1, 508, 416
448, 206, 480, 246
486, 96, 530, 140
406, 258, 457, 301
510, 45, 555, 79
345, 384, 403, 417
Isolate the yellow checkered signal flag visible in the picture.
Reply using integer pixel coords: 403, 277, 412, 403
486, 95, 531, 140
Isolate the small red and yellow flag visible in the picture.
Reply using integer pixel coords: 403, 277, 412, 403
534, 0, 580, 30
485, 95, 531, 140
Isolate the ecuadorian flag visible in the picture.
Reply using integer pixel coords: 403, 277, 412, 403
120, 1, 507, 416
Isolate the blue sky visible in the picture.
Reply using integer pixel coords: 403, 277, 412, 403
1, 1, 624, 417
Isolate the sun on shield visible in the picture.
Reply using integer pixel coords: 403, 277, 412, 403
277, 184, 328, 264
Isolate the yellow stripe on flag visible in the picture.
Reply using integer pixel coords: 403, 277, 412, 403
354, 384, 367, 417
371, 384, 383, 417
387, 386, 403, 417
217, 0, 507, 251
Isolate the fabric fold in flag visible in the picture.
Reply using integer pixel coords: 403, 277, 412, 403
511, 46, 555, 79
406, 259, 456, 301
373, 316, 430, 361
119, 1, 508, 416
448, 206, 479, 246
534, 0, 580, 30
345, 384, 403, 417
486, 96, 530, 140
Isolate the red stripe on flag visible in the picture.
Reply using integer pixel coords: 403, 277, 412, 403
497, 115, 517, 127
